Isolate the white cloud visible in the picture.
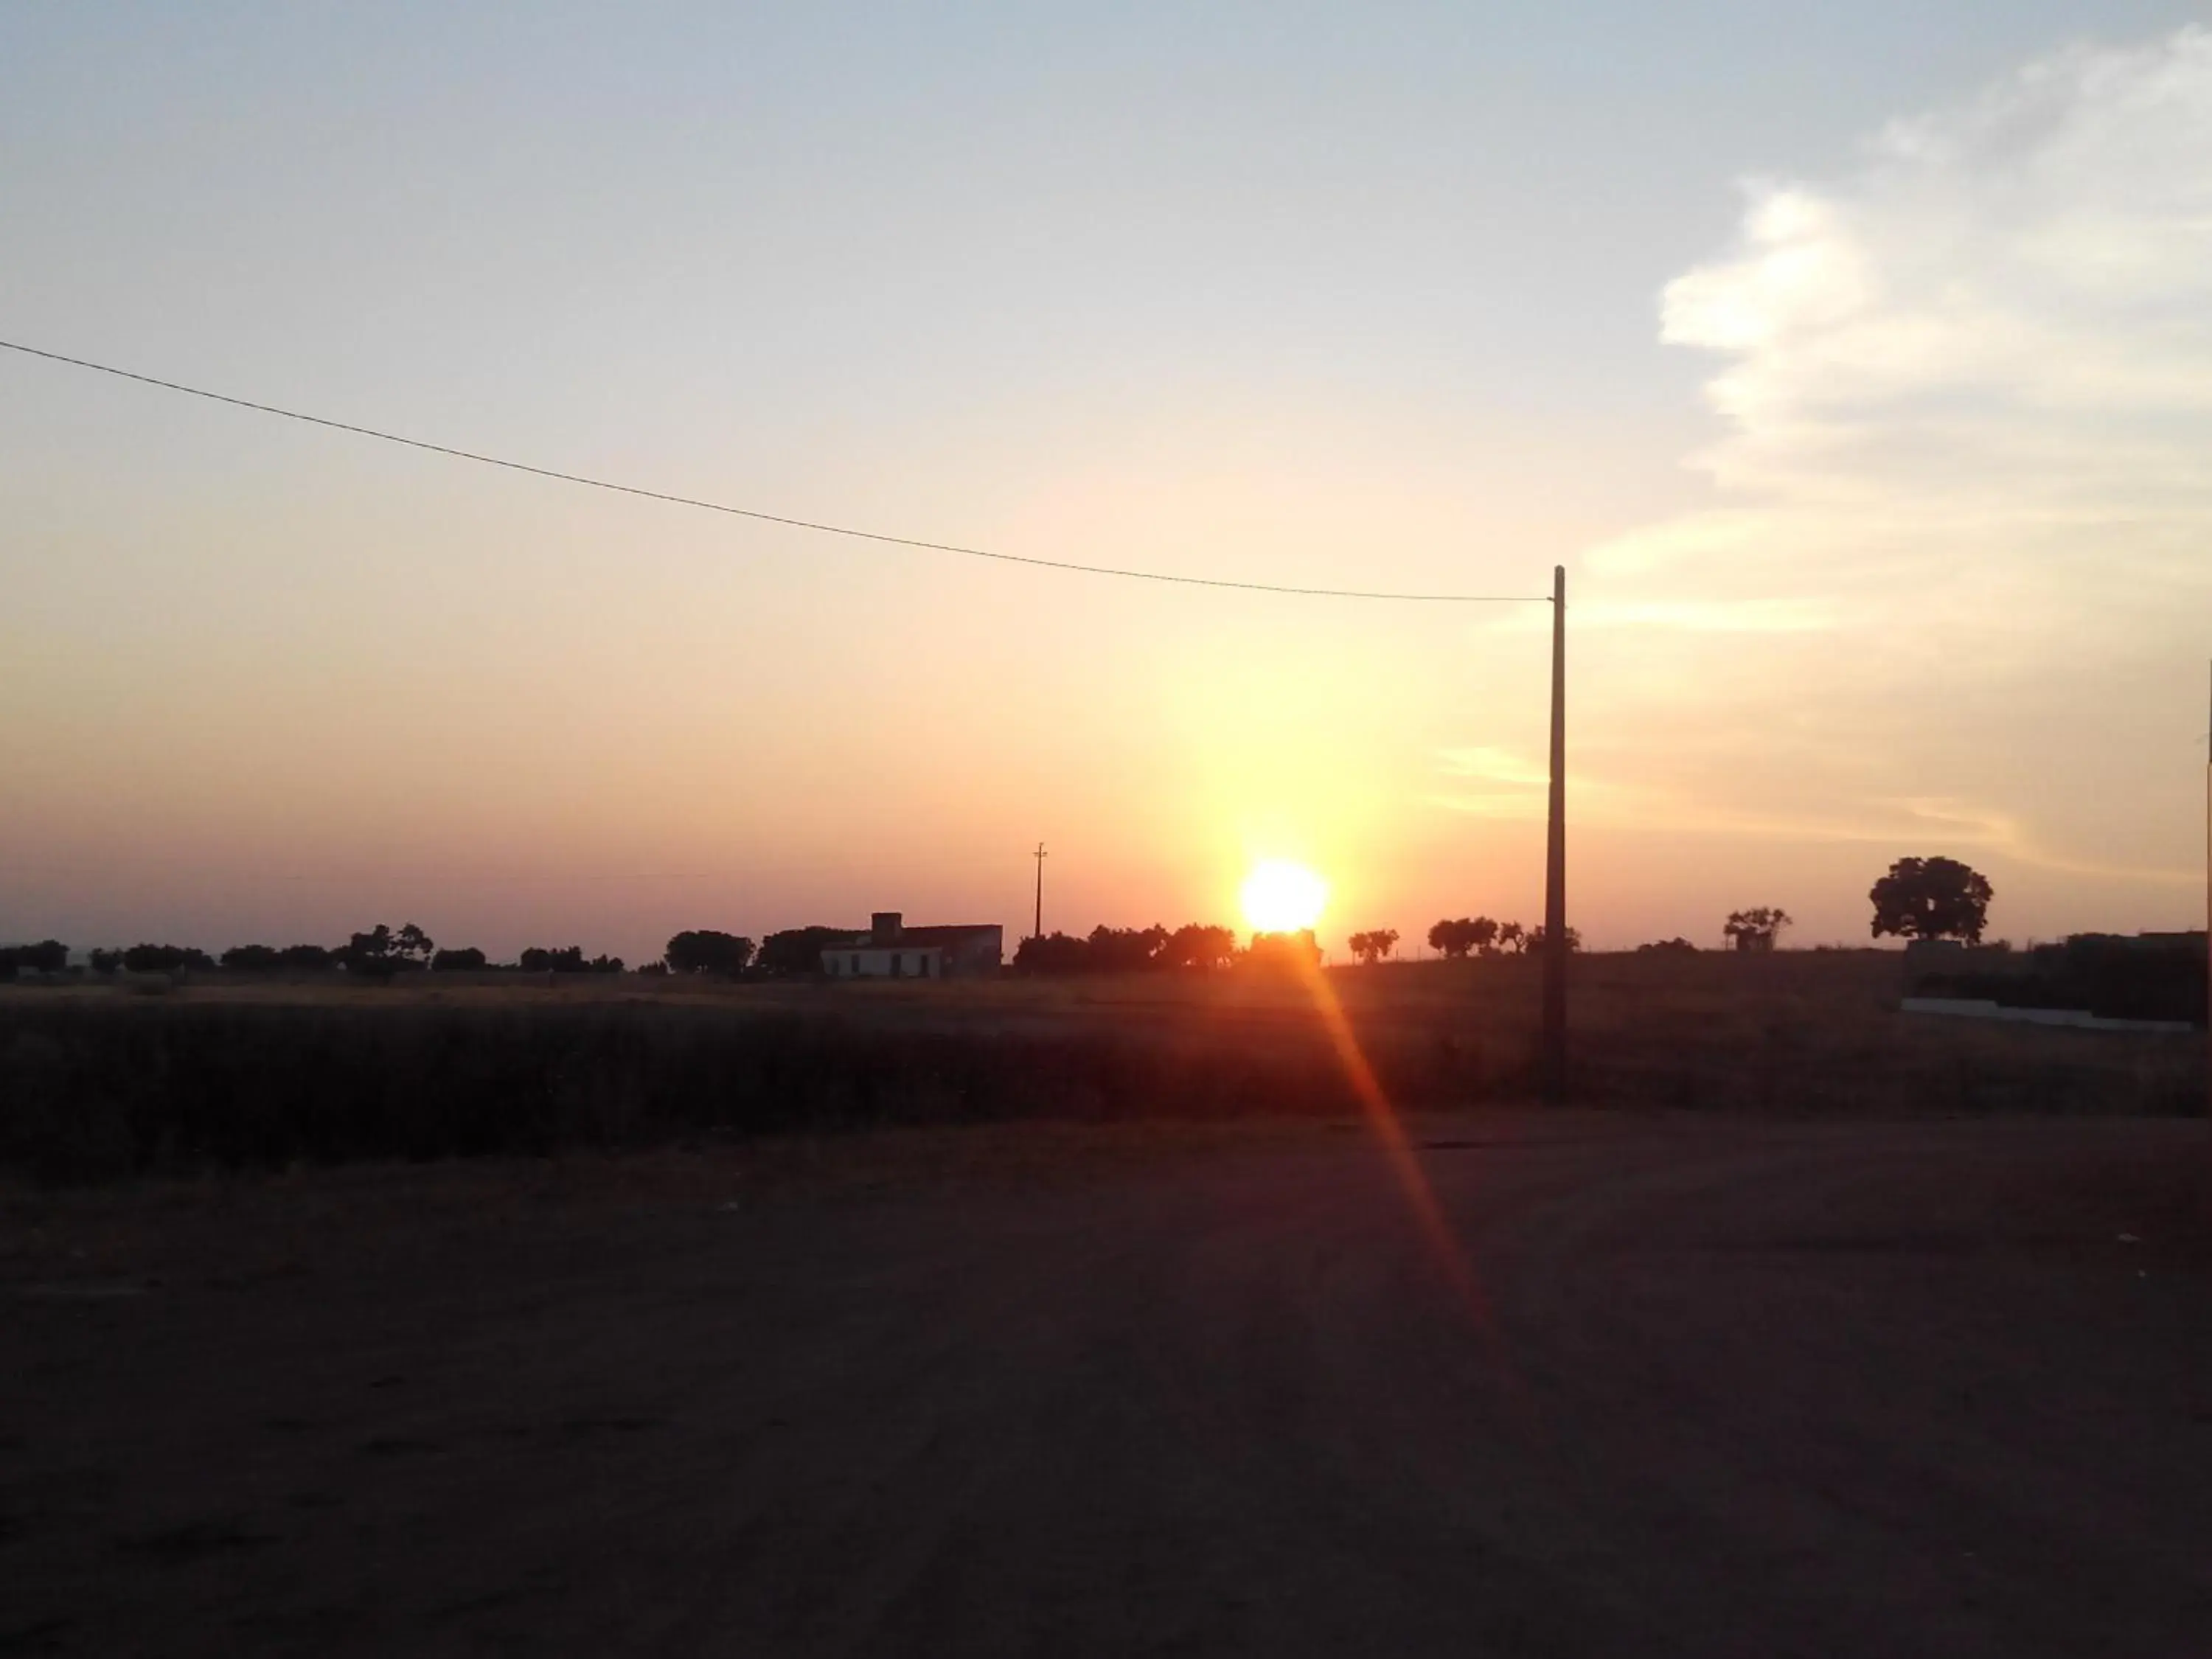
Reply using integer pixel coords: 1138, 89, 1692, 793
1550, 28, 2212, 919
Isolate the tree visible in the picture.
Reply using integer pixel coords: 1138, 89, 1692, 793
1088, 925, 1170, 973
88, 948, 125, 975
664, 930, 755, 975
1869, 857, 1993, 945
1163, 923, 1238, 970
121, 943, 214, 972
341, 925, 396, 972
393, 923, 436, 967
1497, 921, 1526, 954
1722, 907, 1792, 953
1427, 918, 1477, 959
221, 944, 283, 970
278, 943, 334, 969
431, 946, 487, 971
1013, 931, 1091, 974
1638, 937, 1699, 955
1, 939, 67, 976
1348, 929, 1399, 964
1523, 925, 1581, 953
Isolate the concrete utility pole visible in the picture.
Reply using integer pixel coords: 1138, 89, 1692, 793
1543, 565, 1568, 1106
1033, 842, 1048, 942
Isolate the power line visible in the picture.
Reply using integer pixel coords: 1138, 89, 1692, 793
1, 338, 1548, 605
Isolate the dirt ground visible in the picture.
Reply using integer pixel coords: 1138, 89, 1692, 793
4, 1111, 2210, 1657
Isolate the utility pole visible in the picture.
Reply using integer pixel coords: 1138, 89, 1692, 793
1543, 564, 1568, 1106
1033, 842, 1048, 942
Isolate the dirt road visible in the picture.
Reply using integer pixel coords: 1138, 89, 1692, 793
6, 1113, 2209, 1656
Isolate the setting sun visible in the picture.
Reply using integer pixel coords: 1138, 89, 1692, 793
1239, 860, 1329, 933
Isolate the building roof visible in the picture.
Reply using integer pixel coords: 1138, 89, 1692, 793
831, 924, 1002, 949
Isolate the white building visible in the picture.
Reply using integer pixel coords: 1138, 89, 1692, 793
822, 912, 1003, 980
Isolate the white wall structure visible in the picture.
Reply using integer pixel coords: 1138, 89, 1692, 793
822, 913, 1002, 980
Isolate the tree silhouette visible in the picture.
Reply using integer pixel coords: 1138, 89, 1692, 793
665, 930, 754, 975
1013, 931, 1091, 974
0, 940, 69, 978
220, 945, 282, 970
1427, 918, 1476, 959
1497, 921, 1526, 954
520, 945, 622, 973
341, 925, 397, 972
121, 943, 214, 972
431, 946, 487, 971
1348, 929, 1399, 964
1524, 925, 1581, 953
1088, 925, 1171, 973
1870, 858, 1993, 944
1164, 924, 1239, 970
1722, 907, 1792, 953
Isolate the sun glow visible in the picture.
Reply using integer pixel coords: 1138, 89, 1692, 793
1239, 859, 1328, 933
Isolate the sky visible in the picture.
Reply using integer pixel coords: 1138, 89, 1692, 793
2, 1, 2208, 960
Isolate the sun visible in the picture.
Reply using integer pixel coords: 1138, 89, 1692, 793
1240, 859, 1329, 933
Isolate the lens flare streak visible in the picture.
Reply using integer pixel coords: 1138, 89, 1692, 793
1290, 953, 1495, 1326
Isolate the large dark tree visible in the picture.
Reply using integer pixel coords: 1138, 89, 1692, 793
278, 944, 335, 969
1012, 931, 1091, 974
1163, 924, 1239, 970
1869, 857, 1993, 945
665, 930, 754, 975
1, 939, 68, 976
1427, 917, 1503, 959
1723, 907, 1792, 953
1088, 925, 1170, 973
431, 946, 487, 971
1347, 929, 1399, 964
221, 944, 283, 970
1427, 918, 1475, 959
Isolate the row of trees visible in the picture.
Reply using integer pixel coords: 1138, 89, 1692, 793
1418, 918, 1582, 959
0, 857, 2007, 985
1350, 857, 1992, 962
1014, 925, 1246, 974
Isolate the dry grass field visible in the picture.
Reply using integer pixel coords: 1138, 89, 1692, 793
0, 951, 2200, 1184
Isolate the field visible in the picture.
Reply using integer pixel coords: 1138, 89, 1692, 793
1, 951, 2202, 1184
4, 955, 2211, 1655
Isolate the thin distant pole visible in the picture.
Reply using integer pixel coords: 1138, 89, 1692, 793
1543, 565, 1568, 1106
1034, 842, 1047, 942
2203, 662, 2210, 1124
